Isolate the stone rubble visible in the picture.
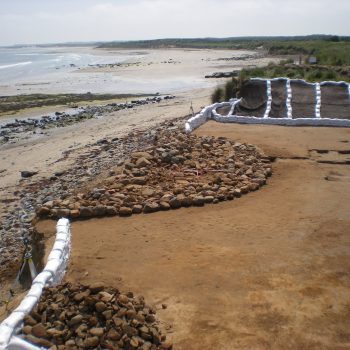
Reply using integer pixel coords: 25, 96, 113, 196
0, 96, 175, 145
19, 283, 172, 350
36, 129, 272, 220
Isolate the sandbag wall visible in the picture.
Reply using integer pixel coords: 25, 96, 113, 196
0, 219, 71, 350
186, 78, 350, 130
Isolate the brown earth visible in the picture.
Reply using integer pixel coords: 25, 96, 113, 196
37, 123, 350, 350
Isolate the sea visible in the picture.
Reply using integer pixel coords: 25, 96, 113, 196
0, 45, 213, 96
0, 45, 143, 95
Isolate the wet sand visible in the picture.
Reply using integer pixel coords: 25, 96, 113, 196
37, 123, 350, 349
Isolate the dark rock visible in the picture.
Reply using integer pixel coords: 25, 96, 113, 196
21, 170, 38, 178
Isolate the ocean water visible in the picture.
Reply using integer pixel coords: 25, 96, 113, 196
0, 46, 133, 84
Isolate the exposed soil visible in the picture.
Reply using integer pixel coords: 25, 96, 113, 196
270, 79, 288, 118
321, 83, 350, 120
236, 80, 267, 117
37, 122, 350, 349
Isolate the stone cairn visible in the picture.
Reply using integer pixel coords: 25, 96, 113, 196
19, 282, 171, 350
36, 130, 272, 219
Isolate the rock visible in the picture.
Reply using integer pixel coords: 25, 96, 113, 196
79, 206, 94, 218
162, 340, 173, 350
89, 327, 104, 337
25, 334, 53, 348
93, 205, 106, 216
89, 282, 104, 293
169, 197, 181, 209
106, 206, 118, 216
136, 157, 151, 168
130, 336, 139, 347
95, 301, 107, 313
56, 208, 70, 218
21, 170, 38, 178
117, 294, 129, 305
31, 323, 47, 338
107, 329, 121, 340
70, 314, 83, 325
132, 205, 143, 214
160, 202, 170, 210
22, 325, 32, 335
131, 176, 147, 185
70, 209, 80, 218
143, 202, 159, 213
119, 207, 133, 216
131, 152, 153, 160
142, 188, 155, 197
204, 196, 214, 203
24, 315, 37, 326
193, 196, 205, 206
84, 336, 99, 348
36, 206, 50, 216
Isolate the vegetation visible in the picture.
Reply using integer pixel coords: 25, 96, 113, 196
0, 93, 151, 114
211, 62, 350, 103
99, 35, 350, 66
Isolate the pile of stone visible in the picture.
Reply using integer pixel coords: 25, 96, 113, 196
36, 130, 272, 220
19, 283, 171, 350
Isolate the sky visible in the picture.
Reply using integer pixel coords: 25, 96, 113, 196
0, 0, 349, 46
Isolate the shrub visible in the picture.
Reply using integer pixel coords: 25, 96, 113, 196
211, 87, 224, 103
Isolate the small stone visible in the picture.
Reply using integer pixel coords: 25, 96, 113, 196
93, 205, 106, 216
119, 206, 132, 216
117, 294, 129, 305
106, 206, 118, 216
159, 202, 170, 210
89, 282, 104, 293
22, 325, 32, 335
79, 206, 94, 218
37, 206, 50, 216
70, 314, 83, 325
193, 196, 205, 206
84, 336, 99, 348
21, 170, 38, 178
70, 209, 80, 218
132, 204, 143, 214
130, 336, 139, 348
131, 151, 153, 160
204, 196, 214, 203
89, 327, 104, 337
136, 157, 151, 168
31, 323, 47, 338
107, 329, 121, 340
143, 202, 159, 214
169, 197, 181, 209
95, 301, 107, 313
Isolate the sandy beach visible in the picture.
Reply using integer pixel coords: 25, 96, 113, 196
1, 47, 349, 349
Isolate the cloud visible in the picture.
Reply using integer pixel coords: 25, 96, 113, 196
0, 0, 349, 45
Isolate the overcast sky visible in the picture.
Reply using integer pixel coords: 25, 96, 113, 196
1, 0, 349, 46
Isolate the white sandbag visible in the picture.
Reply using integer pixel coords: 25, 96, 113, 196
0, 219, 70, 350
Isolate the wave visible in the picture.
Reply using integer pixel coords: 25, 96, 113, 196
0, 61, 32, 69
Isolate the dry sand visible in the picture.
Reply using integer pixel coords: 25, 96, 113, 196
36, 123, 350, 349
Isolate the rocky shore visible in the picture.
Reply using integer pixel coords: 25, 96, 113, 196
0, 96, 175, 145
19, 282, 172, 350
